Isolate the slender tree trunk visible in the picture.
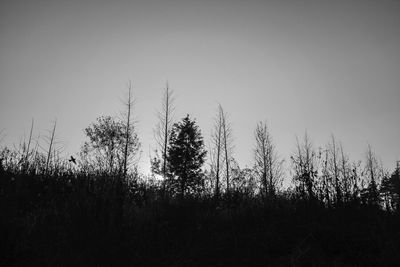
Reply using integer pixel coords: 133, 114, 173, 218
324, 149, 331, 208
223, 114, 230, 194
340, 144, 348, 203
123, 82, 132, 177
268, 150, 274, 197
45, 120, 56, 174
154, 83, 174, 193
215, 121, 222, 199
163, 84, 169, 179
331, 136, 341, 206
261, 135, 268, 198
212, 105, 224, 200
109, 140, 115, 174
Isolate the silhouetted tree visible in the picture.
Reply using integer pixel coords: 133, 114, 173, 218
380, 173, 393, 210
383, 162, 400, 210
361, 144, 381, 206
320, 147, 332, 207
339, 143, 352, 204
167, 115, 207, 198
349, 161, 363, 204
230, 159, 257, 196
254, 121, 283, 199
210, 104, 224, 199
151, 83, 175, 187
81, 115, 140, 174
221, 106, 234, 194
327, 135, 342, 206
291, 132, 318, 202
122, 81, 135, 177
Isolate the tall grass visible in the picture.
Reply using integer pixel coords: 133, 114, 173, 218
1, 144, 400, 266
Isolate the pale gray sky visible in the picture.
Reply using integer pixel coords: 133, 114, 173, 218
1, 0, 399, 175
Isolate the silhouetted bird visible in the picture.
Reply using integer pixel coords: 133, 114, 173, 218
69, 156, 76, 164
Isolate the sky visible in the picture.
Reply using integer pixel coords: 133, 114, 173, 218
1, 0, 399, 177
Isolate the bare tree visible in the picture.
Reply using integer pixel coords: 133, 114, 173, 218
254, 121, 283, 198
152, 82, 175, 183
350, 160, 363, 203
362, 144, 381, 205
210, 104, 233, 197
221, 105, 234, 193
210, 104, 223, 199
291, 132, 317, 201
206, 141, 216, 195
123, 81, 133, 177
328, 135, 342, 206
321, 148, 332, 207
339, 143, 352, 203
365, 144, 379, 185
254, 121, 269, 197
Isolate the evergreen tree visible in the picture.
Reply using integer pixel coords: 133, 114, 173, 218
167, 115, 207, 198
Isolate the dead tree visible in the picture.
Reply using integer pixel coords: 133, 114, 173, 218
339, 143, 351, 203
254, 121, 269, 197
211, 104, 234, 196
363, 144, 381, 205
322, 148, 332, 207
291, 132, 317, 201
153, 82, 175, 189
210, 104, 223, 199
329, 135, 342, 206
221, 106, 233, 193
254, 121, 283, 199
118, 81, 141, 176
123, 81, 133, 177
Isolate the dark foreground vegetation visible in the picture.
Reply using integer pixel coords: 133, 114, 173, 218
1, 168, 400, 266
1, 86, 400, 266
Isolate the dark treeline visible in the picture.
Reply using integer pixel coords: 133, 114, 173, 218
1, 85, 400, 266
